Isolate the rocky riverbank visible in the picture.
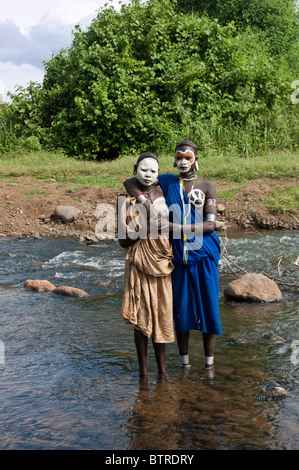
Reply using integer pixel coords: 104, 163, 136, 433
0, 176, 298, 240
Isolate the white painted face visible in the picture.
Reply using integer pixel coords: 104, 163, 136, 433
175, 148, 195, 173
136, 158, 159, 186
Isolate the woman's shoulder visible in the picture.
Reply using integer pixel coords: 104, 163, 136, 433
194, 177, 216, 196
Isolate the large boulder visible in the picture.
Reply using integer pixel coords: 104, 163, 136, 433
53, 286, 89, 298
53, 205, 81, 223
224, 273, 282, 303
24, 279, 56, 292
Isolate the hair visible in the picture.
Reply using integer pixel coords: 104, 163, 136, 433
133, 152, 159, 174
175, 140, 197, 155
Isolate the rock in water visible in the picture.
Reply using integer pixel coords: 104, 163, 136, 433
224, 273, 282, 302
268, 386, 288, 399
53, 286, 89, 298
53, 206, 81, 223
24, 279, 56, 292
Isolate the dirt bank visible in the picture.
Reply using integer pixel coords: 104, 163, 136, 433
0, 177, 298, 240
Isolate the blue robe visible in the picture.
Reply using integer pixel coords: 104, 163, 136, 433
159, 174, 223, 335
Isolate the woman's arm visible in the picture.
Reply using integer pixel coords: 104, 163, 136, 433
181, 180, 218, 236
203, 180, 217, 225
182, 220, 215, 237
123, 177, 141, 198
123, 177, 152, 217
117, 195, 140, 248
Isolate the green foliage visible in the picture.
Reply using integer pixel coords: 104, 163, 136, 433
0, 82, 44, 153
0, 103, 17, 153
176, 0, 299, 74
6, 82, 43, 138
2, 0, 299, 159
217, 187, 239, 199
1, 149, 297, 188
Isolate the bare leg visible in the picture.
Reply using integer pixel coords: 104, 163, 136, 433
152, 340, 166, 376
177, 332, 191, 368
134, 329, 148, 377
203, 333, 216, 369
177, 331, 189, 355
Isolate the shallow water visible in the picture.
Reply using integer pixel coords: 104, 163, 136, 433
0, 231, 298, 450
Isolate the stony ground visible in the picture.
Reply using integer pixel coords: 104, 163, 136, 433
0, 176, 298, 241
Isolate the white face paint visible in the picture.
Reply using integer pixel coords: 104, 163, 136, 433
136, 158, 159, 186
175, 149, 195, 173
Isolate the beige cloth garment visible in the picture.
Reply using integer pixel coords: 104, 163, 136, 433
121, 197, 175, 343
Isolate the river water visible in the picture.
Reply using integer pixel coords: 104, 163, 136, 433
0, 231, 298, 450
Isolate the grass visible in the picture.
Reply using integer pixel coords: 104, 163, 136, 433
0, 148, 298, 214
25, 189, 48, 196
265, 185, 299, 214
0, 148, 298, 189
217, 187, 240, 200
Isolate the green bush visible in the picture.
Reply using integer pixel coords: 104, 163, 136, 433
176, 0, 299, 73
3, 0, 299, 159
0, 103, 17, 153
6, 82, 44, 141
0, 82, 44, 154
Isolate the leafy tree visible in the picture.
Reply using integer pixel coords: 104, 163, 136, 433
176, 0, 299, 68
3, 0, 298, 158
0, 83, 43, 153
33, 0, 291, 158
0, 103, 15, 153
6, 82, 43, 140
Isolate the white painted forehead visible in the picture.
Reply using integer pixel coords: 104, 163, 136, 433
175, 148, 196, 159
137, 158, 159, 171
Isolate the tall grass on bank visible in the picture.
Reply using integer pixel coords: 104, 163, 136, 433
0, 149, 298, 188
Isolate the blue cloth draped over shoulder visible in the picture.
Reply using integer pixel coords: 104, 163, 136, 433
158, 174, 221, 265
158, 174, 223, 335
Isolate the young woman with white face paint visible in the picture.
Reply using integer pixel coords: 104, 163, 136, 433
124, 142, 222, 377
135, 157, 159, 187
119, 152, 175, 378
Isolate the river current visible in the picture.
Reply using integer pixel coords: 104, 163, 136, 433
0, 230, 298, 450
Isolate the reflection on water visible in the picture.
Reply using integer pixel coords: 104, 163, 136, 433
126, 369, 276, 450
0, 231, 298, 450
